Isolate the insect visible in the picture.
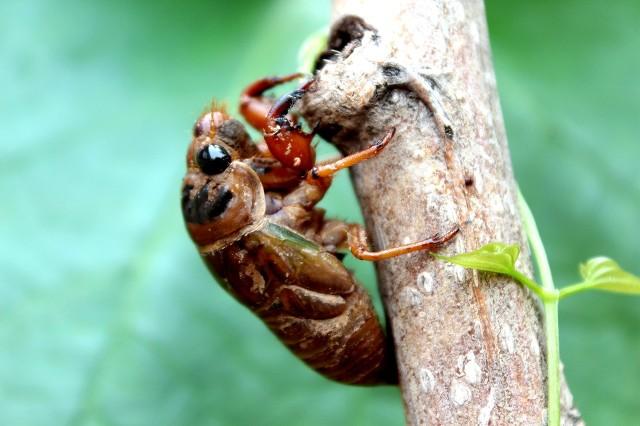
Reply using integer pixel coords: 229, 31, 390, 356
181, 74, 459, 385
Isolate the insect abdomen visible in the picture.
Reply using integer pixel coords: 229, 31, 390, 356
203, 230, 396, 385
263, 284, 393, 385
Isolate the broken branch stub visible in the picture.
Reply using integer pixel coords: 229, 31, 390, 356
300, 2, 582, 425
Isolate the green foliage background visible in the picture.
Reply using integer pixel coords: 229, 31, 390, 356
1, 0, 638, 424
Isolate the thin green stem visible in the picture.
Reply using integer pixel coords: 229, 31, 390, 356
558, 282, 594, 299
517, 189, 555, 291
510, 270, 551, 301
544, 299, 561, 426
517, 188, 560, 426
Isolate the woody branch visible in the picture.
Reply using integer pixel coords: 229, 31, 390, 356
300, 0, 583, 424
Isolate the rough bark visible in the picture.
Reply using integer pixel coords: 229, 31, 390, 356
299, 0, 584, 424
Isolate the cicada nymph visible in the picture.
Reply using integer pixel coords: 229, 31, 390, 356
181, 74, 458, 384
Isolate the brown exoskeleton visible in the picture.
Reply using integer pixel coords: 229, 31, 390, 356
181, 74, 459, 385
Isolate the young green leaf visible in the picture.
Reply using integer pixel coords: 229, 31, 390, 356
435, 242, 549, 300
559, 257, 640, 298
434, 242, 521, 275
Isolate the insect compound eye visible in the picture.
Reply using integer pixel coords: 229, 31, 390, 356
197, 144, 232, 175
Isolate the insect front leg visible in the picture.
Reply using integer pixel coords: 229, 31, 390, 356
299, 127, 459, 257
305, 127, 396, 181
240, 75, 316, 172
271, 128, 395, 223
244, 156, 303, 191
381, 63, 455, 140
266, 129, 397, 235
239, 73, 303, 132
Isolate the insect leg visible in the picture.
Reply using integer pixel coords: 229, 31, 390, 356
304, 216, 459, 261
348, 224, 459, 261
239, 73, 303, 132
277, 128, 395, 227
244, 156, 302, 191
263, 79, 317, 171
313, 219, 351, 254
281, 178, 331, 210
240, 75, 316, 171
382, 63, 454, 140
306, 128, 396, 181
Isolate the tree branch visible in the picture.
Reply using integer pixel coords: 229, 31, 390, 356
300, 0, 584, 424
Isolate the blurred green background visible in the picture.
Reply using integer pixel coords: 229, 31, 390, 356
1, 0, 638, 424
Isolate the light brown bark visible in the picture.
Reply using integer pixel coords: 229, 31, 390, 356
300, 0, 583, 424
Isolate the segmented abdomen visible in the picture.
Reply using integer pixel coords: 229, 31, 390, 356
203, 230, 396, 385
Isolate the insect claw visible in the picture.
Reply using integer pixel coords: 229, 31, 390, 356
372, 127, 395, 149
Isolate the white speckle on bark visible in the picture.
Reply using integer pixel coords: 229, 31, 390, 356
419, 368, 435, 393
444, 201, 459, 225
449, 0, 466, 22
453, 264, 466, 282
450, 380, 472, 405
417, 271, 435, 294
473, 320, 483, 337
454, 236, 466, 255
469, 21, 480, 44
499, 324, 515, 354
426, 192, 443, 210
473, 165, 484, 193
421, 1, 447, 61
531, 334, 541, 358
484, 70, 496, 86
401, 287, 423, 306
477, 387, 496, 426
490, 193, 505, 214
443, 262, 466, 283
506, 192, 517, 216
462, 351, 481, 384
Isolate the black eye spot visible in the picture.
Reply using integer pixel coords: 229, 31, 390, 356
197, 144, 231, 175
208, 187, 233, 219
181, 184, 194, 211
